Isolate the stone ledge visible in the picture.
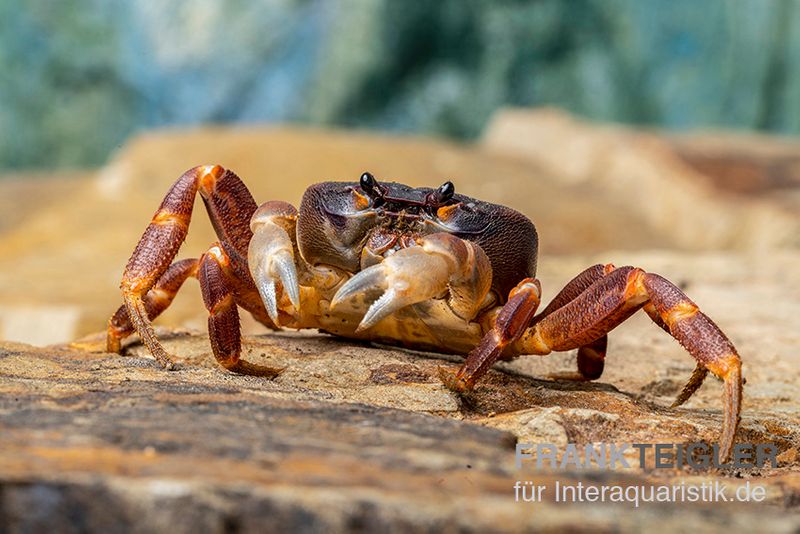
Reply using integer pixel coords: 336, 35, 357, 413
2, 333, 799, 531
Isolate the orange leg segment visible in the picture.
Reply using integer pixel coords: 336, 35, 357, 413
108, 165, 271, 371
198, 244, 283, 377
443, 266, 743, 461
107, 257, 199, 353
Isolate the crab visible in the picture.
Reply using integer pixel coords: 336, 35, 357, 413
107, 165, 742, 460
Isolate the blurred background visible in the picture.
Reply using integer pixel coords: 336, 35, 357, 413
1, 0, 800, 345
2, 0, 800, 171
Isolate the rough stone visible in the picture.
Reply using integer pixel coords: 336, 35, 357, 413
482, 108, 800, 251
1, 333, 799, 532
2, 115, 800, 530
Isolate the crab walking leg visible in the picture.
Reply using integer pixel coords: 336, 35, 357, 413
330, 232, 493, 331
671, 364, 709, 408
641, 301, 709, 406
107, 258, 199, 353
117, 165, 258, 368
572, 336, 608, 380
198, 244, 283, 378
511, 267, 740, 460
535, 264, 615, 318
198, 167, 259, 257
638, 274, 740, 455
532, 264, 707, 396
530, 263, 616, 380
438, 279, 541, 391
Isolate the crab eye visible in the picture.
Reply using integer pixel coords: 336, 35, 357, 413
360, 172, 378, 195
437, 181, 455, 203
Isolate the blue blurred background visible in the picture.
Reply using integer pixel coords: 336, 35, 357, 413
2, 0, 798, 171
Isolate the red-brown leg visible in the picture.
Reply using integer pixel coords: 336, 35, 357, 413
107, 258, 199, 353
671, 363, 708, 407
527, 264, 704, 394
575, 336, 608, 380
114, 165, 259, 369
514, 267, 741, 460
438, 278, 541, 392
532, 264, 615, 381
534, 263, 615, 318
640, 272, 741, 460
643, 301, 708, 406
198, 244, 282, 377
439, 265, 616, 389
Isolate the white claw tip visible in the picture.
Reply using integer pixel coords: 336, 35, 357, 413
257, 279, 280, 326
273, 251, 300, 310
331, 265, 388, 310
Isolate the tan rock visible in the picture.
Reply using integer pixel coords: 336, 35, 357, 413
2, 114, 800, 529
1, 331, 799, 531
482, 108, 800, 251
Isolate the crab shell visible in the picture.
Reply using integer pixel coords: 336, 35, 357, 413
245, 179, 538, 354
297, 180, 538, 297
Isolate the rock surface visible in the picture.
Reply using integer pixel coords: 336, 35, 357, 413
2, 113, 800, 530
3, 248, 800, 530
1, 328, 798, 532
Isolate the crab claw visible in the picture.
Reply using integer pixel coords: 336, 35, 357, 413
331, 246, 452, 332
329, 264, 388, 309
253, 248, 300, 325
248, 206, 301, 326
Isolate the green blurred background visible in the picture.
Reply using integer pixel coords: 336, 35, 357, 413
2, 0, 799, 172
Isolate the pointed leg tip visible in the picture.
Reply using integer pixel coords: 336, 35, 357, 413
438, 366, 471, 394
156, 358, 177, 371
716, 358, 742, 465
228, 360, 285, 379
670, 390, 693, 409
547, 371, 592, 382
106, 335, 122, 354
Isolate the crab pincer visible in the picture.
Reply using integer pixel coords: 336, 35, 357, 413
248, 201, 302, 325
108, 167, 745, 460
330, 233, 491, 332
